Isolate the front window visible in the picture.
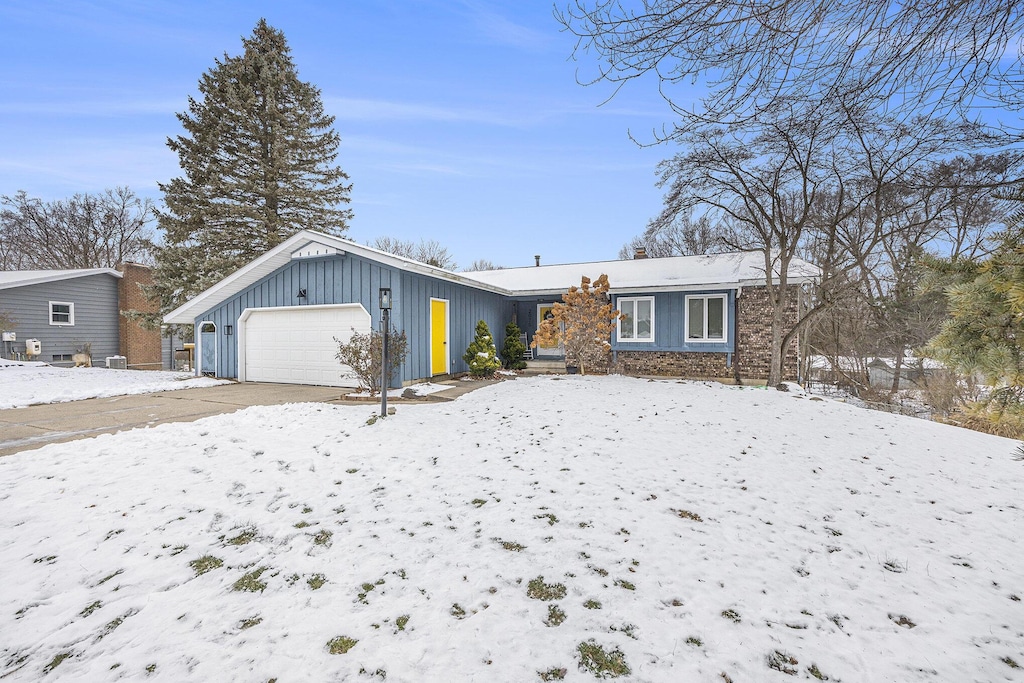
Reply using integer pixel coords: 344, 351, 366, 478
49, 301, 74, 326
686, 295, 727, 342
618, 296, 654, 342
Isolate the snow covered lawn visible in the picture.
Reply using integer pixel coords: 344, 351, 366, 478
0, 359, 228, 409
0, 376, 1021, 681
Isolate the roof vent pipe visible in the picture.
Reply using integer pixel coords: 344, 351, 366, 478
634, 247, 648, 259
534, 255, 541, 267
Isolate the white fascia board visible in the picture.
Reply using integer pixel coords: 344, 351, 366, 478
163, 230, 512, 325
0, 268, 122, 291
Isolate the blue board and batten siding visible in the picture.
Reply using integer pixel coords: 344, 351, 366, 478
0, 274, 120, 364
196, 252, 510, 384
399, 271, 512, 381
611, 290, 735, 353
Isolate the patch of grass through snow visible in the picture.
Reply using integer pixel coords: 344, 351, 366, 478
326, 636, 358, 654
189, 555, 223, 576
767, 650, 799, 675
225, 526, 257, 546
577, 641, 629, 678
307, 574, 327, 590
527, 577, 567, 601
43, 653, 72, 674
232, 567, 268, 593
80, 600, 102, 617
538, 667, 567, 680
544, 605, 567, 627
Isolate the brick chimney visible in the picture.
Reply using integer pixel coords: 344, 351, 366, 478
634, 247, 648, 259
117, 263, 163, 370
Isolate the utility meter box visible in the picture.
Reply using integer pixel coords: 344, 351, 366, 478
1, 332, 14, 342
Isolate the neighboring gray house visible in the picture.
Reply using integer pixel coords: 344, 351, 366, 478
0, 267, 164, 368
0, 269, 121, 364
164, 230, 819, 387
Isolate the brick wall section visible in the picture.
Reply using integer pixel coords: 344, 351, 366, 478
616, 285, 799, 382
118, 263, 163, 369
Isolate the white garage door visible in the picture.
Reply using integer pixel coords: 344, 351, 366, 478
240, 304, 371, 387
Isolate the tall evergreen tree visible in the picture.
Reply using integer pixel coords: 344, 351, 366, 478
152, 19, 352, 314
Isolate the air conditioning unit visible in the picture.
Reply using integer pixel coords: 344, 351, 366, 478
105, 356, 128, 370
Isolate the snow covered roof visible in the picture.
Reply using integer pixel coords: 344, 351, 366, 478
461, 251, 820, 296
163, 231, 509, 325
0, 268, 122, 290
164, 230, 821, 324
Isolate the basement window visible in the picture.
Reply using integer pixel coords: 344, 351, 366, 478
618, 296, 654, 342
685, 295, 727, 342
49, 301, 75, 326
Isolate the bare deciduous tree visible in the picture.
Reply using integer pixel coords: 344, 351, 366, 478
0, 187, 155, 269
618, 213, 725, 258
559, 0, 1023, 136
369, 236, 457, 270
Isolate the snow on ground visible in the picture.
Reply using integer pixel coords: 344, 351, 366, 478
0, 360, 228, 409
0, 376, 1021, 681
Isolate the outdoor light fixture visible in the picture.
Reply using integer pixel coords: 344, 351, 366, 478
297, 289, 307, 299
379, 287, 392, 418
224, 325, 233, 336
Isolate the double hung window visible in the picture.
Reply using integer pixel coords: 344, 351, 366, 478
686, 295, 726, 342
618, 297, 654, 342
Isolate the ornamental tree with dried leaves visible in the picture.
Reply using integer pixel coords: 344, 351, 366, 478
533, 274, 621, 375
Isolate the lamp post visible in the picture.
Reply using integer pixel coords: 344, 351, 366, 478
379, 287, 392, 418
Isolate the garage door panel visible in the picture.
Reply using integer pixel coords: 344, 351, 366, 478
242, 304, 371, 387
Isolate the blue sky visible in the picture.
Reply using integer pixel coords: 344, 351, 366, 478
0, 1, 682, 269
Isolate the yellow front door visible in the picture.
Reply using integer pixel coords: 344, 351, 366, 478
430, 298, 448, 375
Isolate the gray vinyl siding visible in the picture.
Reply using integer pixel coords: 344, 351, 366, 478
0, 274, 120, 365
612, 290, 735, 353
196, 253, 510, 384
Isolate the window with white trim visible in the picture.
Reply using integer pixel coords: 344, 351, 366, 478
618, 296, 654, 342
49, 301, 75, 326
685, 294, 727, 342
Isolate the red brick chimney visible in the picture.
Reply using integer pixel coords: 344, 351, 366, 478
634, 247, 648, 259
118, 263, 163, 370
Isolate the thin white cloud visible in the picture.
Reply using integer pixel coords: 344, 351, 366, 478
466, 5, 553, 51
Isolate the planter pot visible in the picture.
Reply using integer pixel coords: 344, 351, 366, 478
566, 365, 579, 374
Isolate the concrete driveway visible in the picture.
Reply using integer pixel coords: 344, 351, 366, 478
0, 380, 489, 457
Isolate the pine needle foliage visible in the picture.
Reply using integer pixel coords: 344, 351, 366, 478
923, 193, 1024, 434
151, 19, 352, 316
533, 274, 621, 375
501, 320, 527, 370
463, 320, 501, 377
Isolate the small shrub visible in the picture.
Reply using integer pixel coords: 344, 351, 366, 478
189, 555, 223, 576
527, 576, 567, 601
335, 327, 409, 396
577, 641, 630, 678
463, 320, 501, 377
501, 320, 528, 370
326, 636, 358, 654
545, 604, 567, 627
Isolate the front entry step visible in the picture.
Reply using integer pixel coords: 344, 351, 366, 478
521, 360, 566, 375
